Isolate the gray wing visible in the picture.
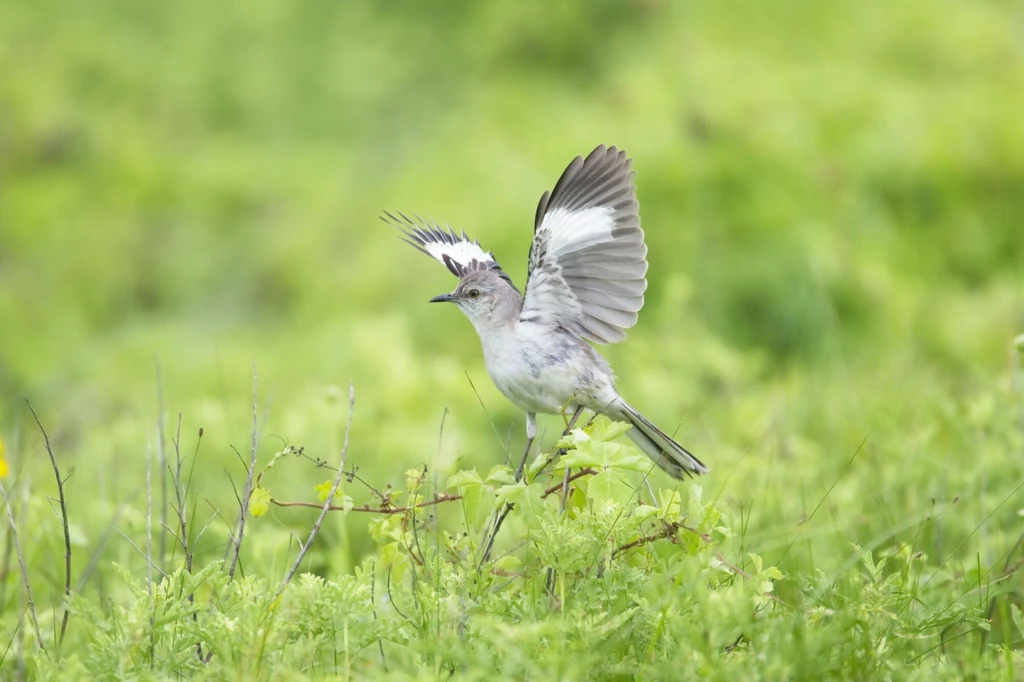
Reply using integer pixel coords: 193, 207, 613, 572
519, 145, 647, 344
383, 211, 517, 289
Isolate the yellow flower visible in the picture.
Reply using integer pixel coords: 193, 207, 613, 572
0, 438, 8, 478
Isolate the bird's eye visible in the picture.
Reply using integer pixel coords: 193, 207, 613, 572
467, 289, 481, 299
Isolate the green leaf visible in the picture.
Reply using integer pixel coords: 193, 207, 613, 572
586, 470, 635, 507
604, 449, 654, 473
526, 452, 552, 479
494, 482, 527, 507
588, 416, 633, 442
485, 465, 515, 487
447, 469, 484, 490
513, 485, 546, 526
493, 554, 523, 574
405, 468, 424, 493
449, 468, 495, 527
559, 447, 603, 469
555, 427, 591, 450
315, 479, 339, 502
635, 504, 660, 521
659, 490, 682, 519
249, 486, 272, 518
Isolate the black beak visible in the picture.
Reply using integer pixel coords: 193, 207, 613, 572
429, 293, 454, 303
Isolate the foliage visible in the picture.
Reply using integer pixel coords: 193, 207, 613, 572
20, 424, 1020, 680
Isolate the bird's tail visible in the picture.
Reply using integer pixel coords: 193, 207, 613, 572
608, 400, 708, 479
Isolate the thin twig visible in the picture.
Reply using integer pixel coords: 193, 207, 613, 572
76, 501, 128, 591
155, 358, 168, 572
172, 415, 191, 572
0, 419, 20, 609
275, 383, 355, 600
114, 528, 169, 578
0, 481, 45, 653
370, 559, 388, 672
146, 439, 154, 596
146, 437, 156, 668
229, 363, 260, 581
25, 398, 71, 648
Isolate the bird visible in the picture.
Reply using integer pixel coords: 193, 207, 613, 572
385, 145, 707, 480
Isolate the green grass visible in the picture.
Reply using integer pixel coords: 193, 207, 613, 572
1, 0, 1023, 679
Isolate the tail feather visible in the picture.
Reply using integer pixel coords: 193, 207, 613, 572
610, 400, 708, 479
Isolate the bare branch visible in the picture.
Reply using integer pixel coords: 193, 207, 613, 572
271, 492, 462, 515
0, 481, 45, 653
228, 363, 260, 581
114, 528, 168, 579
276, 383, 355, 600
155, 357, 168, 573
171, 415, 188, 559
146, 439, 154, 597
24, 398, 71, 649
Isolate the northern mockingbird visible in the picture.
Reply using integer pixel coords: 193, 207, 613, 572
386, 145, 707, 479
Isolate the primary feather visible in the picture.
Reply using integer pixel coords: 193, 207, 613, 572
520, 146, 648, 344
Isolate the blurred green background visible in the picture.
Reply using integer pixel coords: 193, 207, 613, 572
1, 0, 1022, 589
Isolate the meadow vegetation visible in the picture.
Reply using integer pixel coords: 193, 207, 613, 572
1, 0, 1023, 679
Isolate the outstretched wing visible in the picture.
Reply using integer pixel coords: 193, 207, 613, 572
383, 211, 517, 289
519, 145, 647, 344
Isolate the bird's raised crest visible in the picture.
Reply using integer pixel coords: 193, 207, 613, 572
383, 211, 517, 289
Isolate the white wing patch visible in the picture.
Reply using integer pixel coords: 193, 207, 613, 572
541, 206, 616, 256
520, 146, 648, 344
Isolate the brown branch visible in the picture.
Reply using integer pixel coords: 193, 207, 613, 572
269, 468, 601, 517
543, 469, 597, 498
25, 397, 71, 649
613, 521, 707, 557
271, 492, 463, 515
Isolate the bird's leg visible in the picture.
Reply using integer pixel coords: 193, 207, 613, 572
482, 409, 584, 569
513, 412, 537, 483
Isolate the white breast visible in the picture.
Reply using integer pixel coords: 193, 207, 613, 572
478, 321, 617, 415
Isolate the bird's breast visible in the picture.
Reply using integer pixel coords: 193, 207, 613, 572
478, 322, 615, 415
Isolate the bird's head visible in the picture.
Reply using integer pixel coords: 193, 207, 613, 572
429, 269, 520, 331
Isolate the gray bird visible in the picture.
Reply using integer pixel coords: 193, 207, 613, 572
386, 145, 707, 479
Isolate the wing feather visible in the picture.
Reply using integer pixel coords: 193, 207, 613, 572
520, 145, 649, 344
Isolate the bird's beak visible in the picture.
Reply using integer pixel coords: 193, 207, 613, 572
429, 293, 454, 303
